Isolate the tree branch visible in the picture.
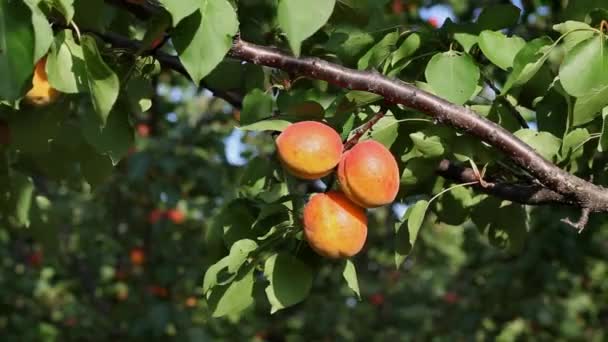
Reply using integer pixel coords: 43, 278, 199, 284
99, 1, 608, 213
228, 39, 608, 212
86, 30, 243, 108
436, 159, 575, 206
344, 109, 386, 150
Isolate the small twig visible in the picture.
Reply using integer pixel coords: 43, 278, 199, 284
561, 208, 591, 233
343, 109, 387, 150
481, 73, 529, 129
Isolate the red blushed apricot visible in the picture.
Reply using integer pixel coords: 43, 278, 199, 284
338, 140, 399, 208
276, 121, 343, 180
303, 192, 367, 259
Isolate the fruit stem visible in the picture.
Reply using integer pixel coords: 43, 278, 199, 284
344, 109, 387, 150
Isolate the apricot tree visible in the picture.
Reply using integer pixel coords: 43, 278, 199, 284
1, 0, 608, 324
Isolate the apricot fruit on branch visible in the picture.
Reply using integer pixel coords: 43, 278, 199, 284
303, 191, 367, 258
24, 57, 60, 106
276, 121, 343, 180
338, 140, 399, 208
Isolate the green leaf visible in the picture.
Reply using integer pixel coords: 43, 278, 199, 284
535, 80, 568, 137
80, 105, 134, 165
503, 37, 553, 94
81, 35, 119, 126
239, 120, 291, 132
26, 0, 53, 63
0, 0, 35, 101
362, 115, 398, 148
173, 0, 239, 84
264, 253, 312, 314
478, 31, 525, 70
8, 172, 34, 227
559, 34, 608, 97
277, 0, 336, 56
325, 25, 375, 65
49, 0, 75, 23
410, 131, 446, 158
598, 109, 608, 152
394, 200, 428, 267
46, 30, 88, 93
425, 51, 479, 105
157, 0, 198, 26
472, 198, 528, 253
208, 267, 255, 318
358, 32, 399, 70
553, 21, 595, 51
572, 84, 608, 126
391, 33, 421, 66
560, 128, 590, 173
240, 89, 273, 125
342, 260, 360, 299
514, 129, 561, 161
476, 4, 521, 30
80, 151, 114, 188
203, 239, 258, 294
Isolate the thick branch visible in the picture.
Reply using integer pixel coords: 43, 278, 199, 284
436, 159, 575, 206
228, 39, 608, 212
88, 31, 243, 108
99, 0, 608, 212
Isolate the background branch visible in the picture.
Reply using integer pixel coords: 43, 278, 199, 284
98, 1, 608, 213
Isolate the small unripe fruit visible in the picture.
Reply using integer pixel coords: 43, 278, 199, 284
276, 121, 343, 180
338, 140, 399, 208
25, 57, 60, 106
303, 191, 367, 258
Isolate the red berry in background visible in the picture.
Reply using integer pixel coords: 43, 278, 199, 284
428, 17, 440, 28
0, 120, 9, 145
129, 247, 145, 266
166, 209, 185, 224
391, 0, 404, 14
148, 209, 164, 224
147, 285, 169, 298
64, 317, 77, 327
369, 293, 385, 306
442, 291, 460, 304
136, 123, 150, 137
27, 251, 43, 267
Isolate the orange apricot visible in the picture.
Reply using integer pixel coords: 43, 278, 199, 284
129, 247, 145, 266
303, 191, 367, 259
338, 140, 399, 208
25, 57, 60, 106
276, 121, 343, 180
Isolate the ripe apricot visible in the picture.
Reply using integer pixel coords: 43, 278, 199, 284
338, 140, 399, 208
303, 192, 367, 259
25, 57, 60, 106
276, 121, 343, 180
166, 209, 185, 224
130, 247, 145, 266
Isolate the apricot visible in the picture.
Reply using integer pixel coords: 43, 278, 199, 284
303, 191, 367, 259
276, 121, 343, 179
338, 140, 399, 208
129, 247, 145, 266
25, 57, 60, 106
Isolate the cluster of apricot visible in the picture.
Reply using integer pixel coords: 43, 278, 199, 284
276, 121, 399, 259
